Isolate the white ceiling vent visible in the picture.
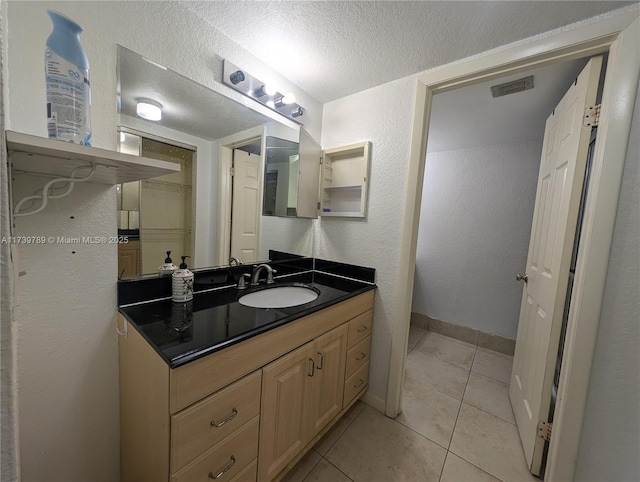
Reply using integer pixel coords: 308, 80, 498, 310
490, 76, 534, 98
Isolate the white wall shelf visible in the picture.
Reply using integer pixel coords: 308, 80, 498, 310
320, 141, 371, 217
6, 130, 180, 185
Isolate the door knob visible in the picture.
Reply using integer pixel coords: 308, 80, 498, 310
516, 273, 528, 283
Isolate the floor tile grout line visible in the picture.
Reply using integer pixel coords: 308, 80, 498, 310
321, 455, 355, 482
393, 415, 454, 453
404, 373, 465, 403
469, 365, 511, 385
445, 448, 507, 482
408, 348, 474, 375
299, 453, 324, 482
316, 403, 366, 457
448, 347, 477, 451
438, 449, 452, 482
458, 400, 517, 427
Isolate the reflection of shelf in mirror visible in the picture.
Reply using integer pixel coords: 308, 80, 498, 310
323, 184, 363, 191
140, 228, 191, 232
142, 179, 190, 188
320, 211, 366, 218
7, 131, 180, 185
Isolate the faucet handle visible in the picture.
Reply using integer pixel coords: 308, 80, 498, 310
266, 268, 277, 284
237, 273, 251, 290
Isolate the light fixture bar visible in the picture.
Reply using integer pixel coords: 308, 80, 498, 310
222, 59, 305, 123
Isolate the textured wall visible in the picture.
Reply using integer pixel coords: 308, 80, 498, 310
319, 76, 416, 404
412, 141, 542, 339
574, 83, 639, 481
6, 2, 321, 480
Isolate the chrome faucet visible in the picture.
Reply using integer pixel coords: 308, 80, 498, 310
251, 264, 277, 286
228, 257, 242, 266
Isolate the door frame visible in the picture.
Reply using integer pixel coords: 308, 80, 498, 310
216, 126, 267, 265
387, 9, 639, 482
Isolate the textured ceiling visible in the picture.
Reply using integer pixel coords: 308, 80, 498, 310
182, 1, 635, 103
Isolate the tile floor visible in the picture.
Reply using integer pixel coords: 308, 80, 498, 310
283, 327, 538, 482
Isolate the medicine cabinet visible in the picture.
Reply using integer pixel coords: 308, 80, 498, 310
320, 141, 371, 218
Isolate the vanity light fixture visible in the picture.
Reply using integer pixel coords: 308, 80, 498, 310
253, 84, 277, 98
136, 100, 162, 121
223, 59, 305, 123
274, 93, 296, 108
229, 70, 245, 85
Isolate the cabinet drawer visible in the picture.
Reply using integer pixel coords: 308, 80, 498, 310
172, 417, 259, 482
343, 362, 369, 408
347, 310, 372, 349
230, 459, 257, 482
345, 335, 371, 378
171, 371, 261, 472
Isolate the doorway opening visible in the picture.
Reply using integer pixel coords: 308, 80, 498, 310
216, 129, 266, 266
388, 12, 639, 482
117, 129, 196, 278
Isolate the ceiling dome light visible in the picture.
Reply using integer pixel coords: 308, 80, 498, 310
136, 101, 162, 121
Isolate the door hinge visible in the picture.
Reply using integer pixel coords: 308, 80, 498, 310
319, 156, 323, 165
229, 167, 235, 176
583, 104, 601, 127
317, 202, 321, 210
537, 421, 552, 442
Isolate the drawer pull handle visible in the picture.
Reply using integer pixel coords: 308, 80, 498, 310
308, 358, 315, 377
317, 352, 324, 370
210, 408, 238, 428
354, 379, 365, 389
356, 352, 366, 361
357, 325, 368, 333
209, 455, 236, 479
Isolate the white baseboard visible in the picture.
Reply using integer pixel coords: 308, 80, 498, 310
361, 391, 386, 414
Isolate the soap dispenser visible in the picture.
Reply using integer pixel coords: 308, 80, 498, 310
172, 256, 194, 302
158, 251, 178, 276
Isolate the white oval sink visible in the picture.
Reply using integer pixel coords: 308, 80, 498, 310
239, 285, 319, 309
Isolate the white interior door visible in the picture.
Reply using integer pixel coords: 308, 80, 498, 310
231, 148, 262, 263
509, 56, 602, 476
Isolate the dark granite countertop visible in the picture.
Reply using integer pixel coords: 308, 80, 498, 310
119, 271, 375, 368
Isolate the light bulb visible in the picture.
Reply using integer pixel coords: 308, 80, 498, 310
274, 93, 296, 108
253, 84, 278, 98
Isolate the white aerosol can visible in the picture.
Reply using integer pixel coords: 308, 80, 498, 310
45, 10, 92, 145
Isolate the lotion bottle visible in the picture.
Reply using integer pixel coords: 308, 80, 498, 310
172, 256, 194, 302
158, 251, 177, 276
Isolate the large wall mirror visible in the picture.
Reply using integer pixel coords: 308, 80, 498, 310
116, 46, 319, 279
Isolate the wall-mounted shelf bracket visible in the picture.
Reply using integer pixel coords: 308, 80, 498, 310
6, 130, 181, 217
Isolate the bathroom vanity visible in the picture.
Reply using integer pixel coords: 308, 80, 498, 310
118, 261, 375, 482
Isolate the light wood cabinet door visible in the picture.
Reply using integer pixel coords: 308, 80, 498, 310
118, 240, 140, 279
258, 342, 315, 482
309, 324, 347, 436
